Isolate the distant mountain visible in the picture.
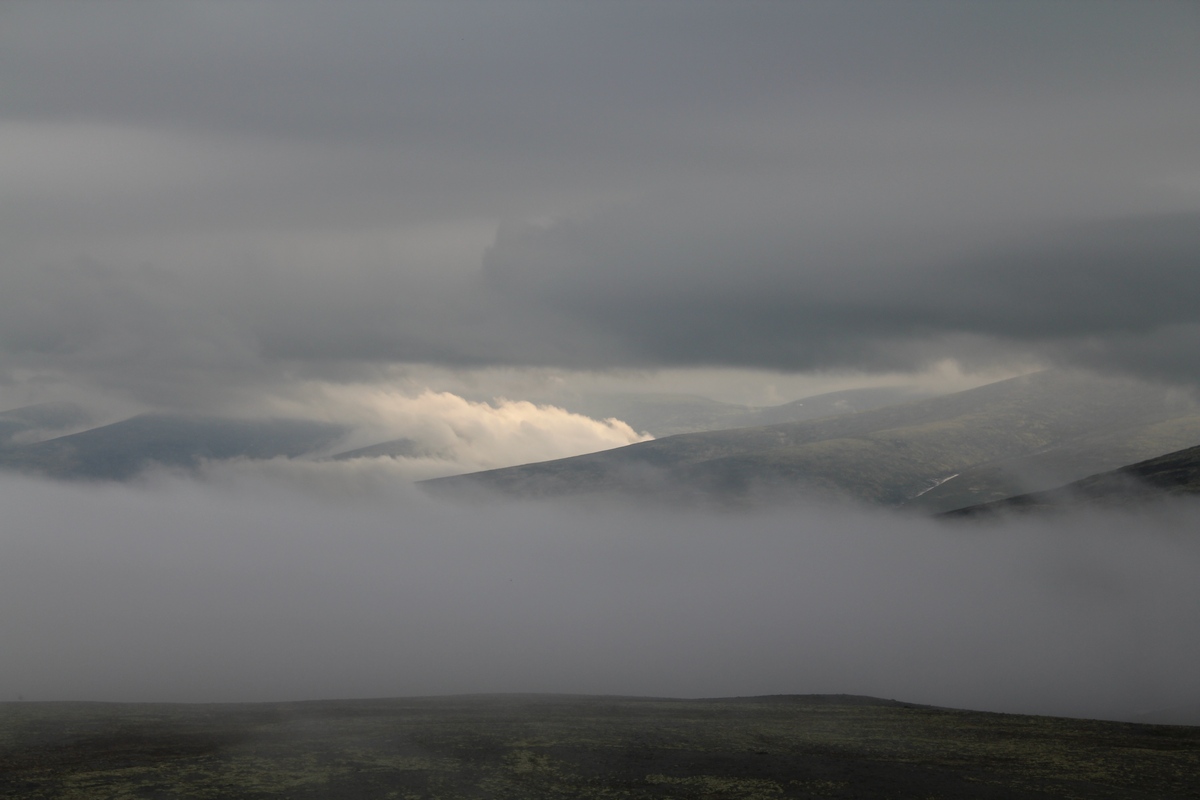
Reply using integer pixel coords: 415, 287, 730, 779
1129, 702, 1200, 727
423, 371, 1200, 507
903, 411, 1200, 513
331, 437, 436, 460
326, 387, 935, 464
560, 387, 934, 437
0, 414, 347, 481
0, 402, 92, 447
940, 443, 1200, 518
730, 387, 938, 429
556, 393, 754, 436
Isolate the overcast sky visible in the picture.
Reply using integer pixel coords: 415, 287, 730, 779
2, 0, 1199, 414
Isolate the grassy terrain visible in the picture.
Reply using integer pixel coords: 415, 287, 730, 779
424, 371, 1200, 508
1, 694, 1197, 799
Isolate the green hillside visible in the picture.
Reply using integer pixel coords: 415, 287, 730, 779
2, 695, 1197, 799
0, 414, 347, 481
424, 371, 1200, 507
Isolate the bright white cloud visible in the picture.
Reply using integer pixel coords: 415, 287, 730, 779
248, 383, 651, 481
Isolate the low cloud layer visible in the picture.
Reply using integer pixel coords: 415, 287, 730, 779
3, 472, 1198, 723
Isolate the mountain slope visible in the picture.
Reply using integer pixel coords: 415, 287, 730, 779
0, 414, 347, 481
561, 386, 933, 436
551, 393, 755, 436
0, 402, 92, 447
423, 371, 1200, 506
941, 443, 1200, 518
904, 412, 1200, 512
729, 386, 937, 428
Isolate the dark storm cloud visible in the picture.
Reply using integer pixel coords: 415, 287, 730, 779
479, 209, 1200, 372
2, 1, 1200, 403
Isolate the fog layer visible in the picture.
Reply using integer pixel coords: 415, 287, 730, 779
3, 472, 1197, 723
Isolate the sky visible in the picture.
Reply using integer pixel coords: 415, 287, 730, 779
2, 0, 1199, 420
3, 2, 1200, 715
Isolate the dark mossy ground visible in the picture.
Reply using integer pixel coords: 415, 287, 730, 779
2, 694, 1198, 799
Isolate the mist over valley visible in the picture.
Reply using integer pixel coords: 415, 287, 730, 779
3, 469, 1199, 729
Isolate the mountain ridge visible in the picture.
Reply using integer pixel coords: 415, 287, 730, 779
423, 371, 1200, 508
0, 413, 347, 481
940, 442, 1200, 518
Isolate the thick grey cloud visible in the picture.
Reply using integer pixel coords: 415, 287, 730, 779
2, 471, 1199, 721
2, 1, 1200, 406
480, 209, 1200, 373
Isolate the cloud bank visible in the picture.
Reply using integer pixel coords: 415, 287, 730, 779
2, 472, 1198, 723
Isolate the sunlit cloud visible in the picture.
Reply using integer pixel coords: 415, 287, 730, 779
249, 382, 651, 480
